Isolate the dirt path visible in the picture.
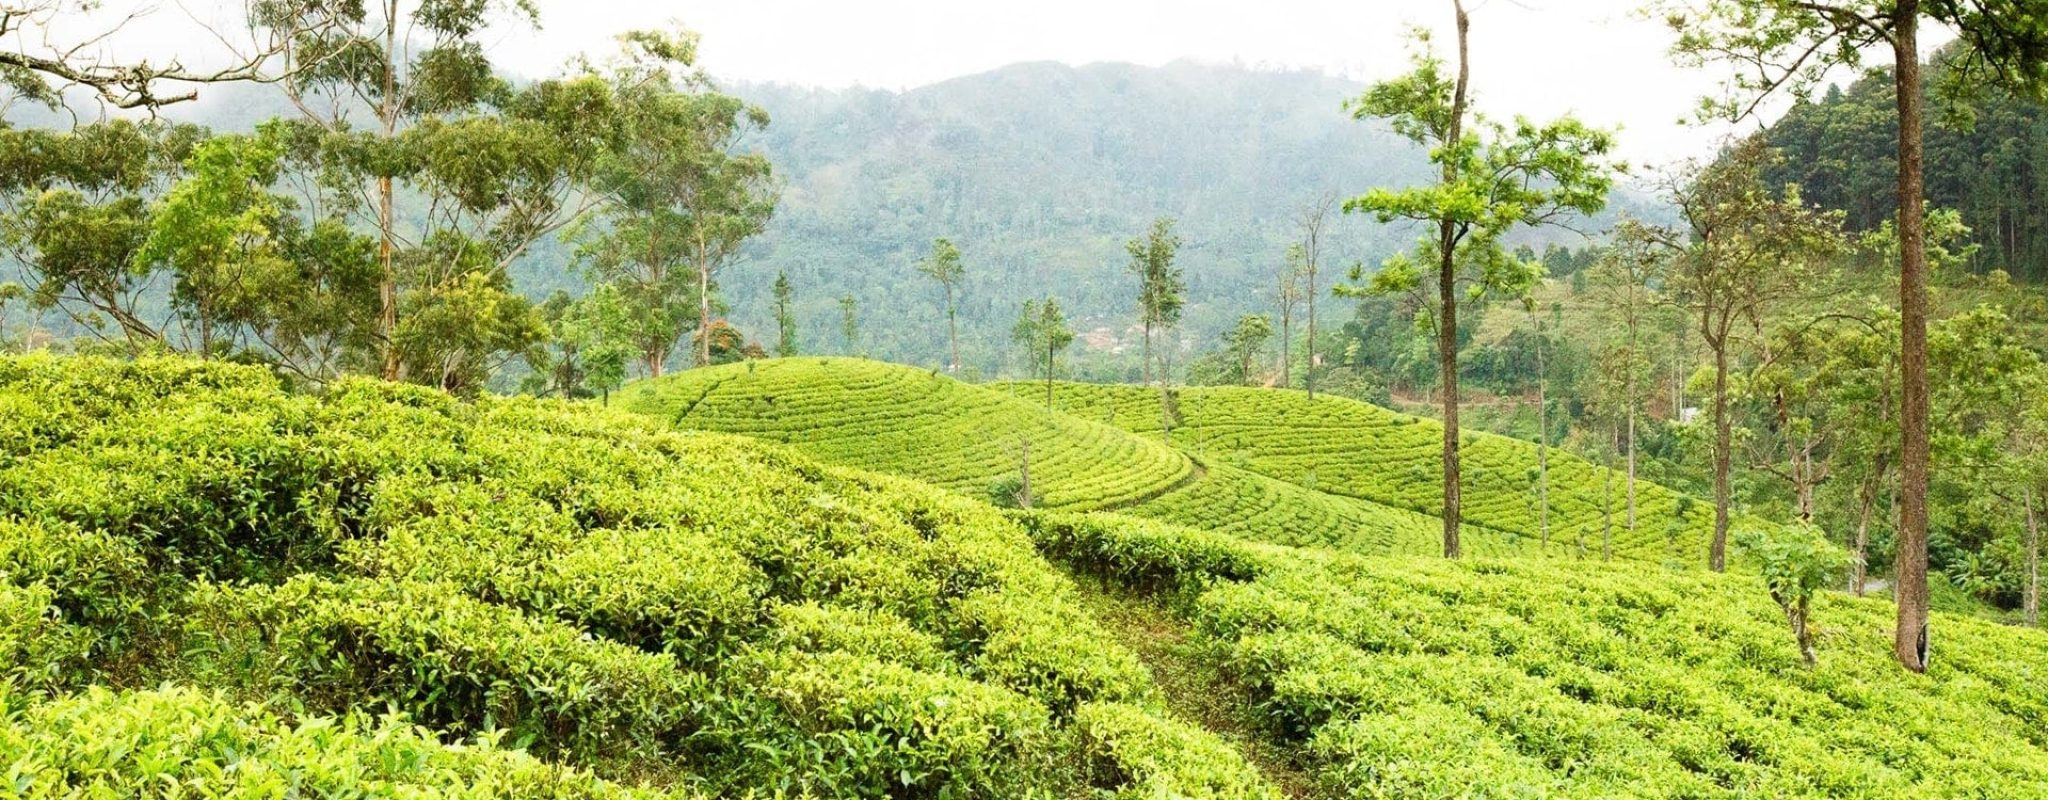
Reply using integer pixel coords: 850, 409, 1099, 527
1070, 578, 1318, 799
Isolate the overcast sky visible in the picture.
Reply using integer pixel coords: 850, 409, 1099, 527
479, 0, 1773, 167
77, 0, 1920, 167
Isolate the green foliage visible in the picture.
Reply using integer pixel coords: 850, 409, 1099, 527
1011, 381, 1722, 561
0, 686, 682, 798
1047, 511, 2048, 797
0, 354, 1272, 797
1736, 525, 1850, 665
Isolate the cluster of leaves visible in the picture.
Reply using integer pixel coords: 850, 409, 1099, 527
0, 354, 1274, 798
1016, 511, 2048, 798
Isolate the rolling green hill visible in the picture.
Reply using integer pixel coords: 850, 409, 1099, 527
8, 353, 2048, 797
997, 381, 1718, 562
621, 358, 1480, 555
0, 355, 1272, 798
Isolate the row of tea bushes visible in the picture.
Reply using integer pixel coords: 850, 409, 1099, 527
1014, 510, 2048, 797
622, 358, 1194, 511
1002, 381, 1720, 561
0, 354, 1278, 798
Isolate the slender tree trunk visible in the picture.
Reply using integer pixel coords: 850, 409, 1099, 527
1853, 480, 1874, 596
1893, 5, 1932, 673
947, 285, 960, 373
1306, 256, 1317, 400
1535, 320, 1549, 547
1141, 322, 1152, 386
2026, 484, 2039, 627
1602, 420, 1614, 561
1280, 294, 1292, 388
1046, 342, 1055, 410
697, 235, 712, 368
1437, 0, 1471, 560
1710, 338, 1732, 572
1019, 438, 1033, 509
376, 0, 399, 381
1627, 401, 1638, 533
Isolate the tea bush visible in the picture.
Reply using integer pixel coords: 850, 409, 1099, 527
627, 357, 1455, 552
1023, 510, 2048, 797
1000, 381, 1723, 560
0, 354, 1276, 798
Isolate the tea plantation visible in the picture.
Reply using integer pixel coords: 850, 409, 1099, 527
998, 381, 1719, 561
624, 358, 1468, 554
0, 355, 1276, 798
1025, 511, 2048, 798
10, 354, 2048, 797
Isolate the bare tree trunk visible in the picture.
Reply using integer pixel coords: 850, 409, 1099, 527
1710, 339, 1732, 572
1019, 438, 1033, 509
1597, 423, 1613, 560
1306, 242, 1318, 401
947, 285, 960, 373
1893, 4, 1931, 673
1853, 480, 1873, 596
697, 235, 712, 368
376, 0, 400, 382
1141, 321, 1152, 386
1626, 402, 1638, 533
1280, 286, 1292, 388
1535, 318, 1549, 547
2027, 484, 2039, 627
1437, 0, 1471, 561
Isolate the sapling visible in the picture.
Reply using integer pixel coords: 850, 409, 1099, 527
1737, 525, 1849, 667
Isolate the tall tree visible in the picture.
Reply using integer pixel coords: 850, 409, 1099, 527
917, 237, 967, 373
571, 30, 762, 378
1225, 313, 1274, 387
1012, 297, 1075, 409
1593, 219, 1667, 536
1655, 140, 1846, 573
1128, 217, 1185, 444
839, 294, 860, 356
1344, 4, 1618, 558
773, 271, 798, 357
1277, 245, 1304, 387
1297, 193, 1335, 400
1662, 0, 2048, 674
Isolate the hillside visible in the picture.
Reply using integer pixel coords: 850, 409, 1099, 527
621, 358, 1477, 555
996, 381, 1719, 561
0, 355, 1270, 797
8, 354, 2048, 796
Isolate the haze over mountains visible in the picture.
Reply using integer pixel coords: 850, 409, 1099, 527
19, 59, 1663, 373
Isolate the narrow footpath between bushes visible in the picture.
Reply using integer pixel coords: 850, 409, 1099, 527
1068, 577, 1319, 799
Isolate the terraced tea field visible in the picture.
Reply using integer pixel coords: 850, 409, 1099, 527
626, 359, 1504, 555
1000, 381, 1717, 561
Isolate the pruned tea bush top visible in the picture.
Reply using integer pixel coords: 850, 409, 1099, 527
0, 354, 1274, 798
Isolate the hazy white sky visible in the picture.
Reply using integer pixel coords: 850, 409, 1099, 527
80, 0, 1919, 166
481, 0, 1758, 166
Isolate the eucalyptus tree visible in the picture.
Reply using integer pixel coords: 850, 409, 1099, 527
0, 121, 204, 352
572, 29, 773, 377
1277, 245, 1304, 387
839, 294, 860, 356
1591, 219, 1668, 534
1296, 193, 1335, 400
1342, 1, 1618, 559
917, 237, 967, 372
1659, 0, 2048, 673
1224, 314, 1274, 387
1128, 217, 1185, 443
1012, 297, 1075, 409
773, 271, 798, 357
1655, 140, 1847, 573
